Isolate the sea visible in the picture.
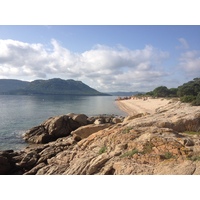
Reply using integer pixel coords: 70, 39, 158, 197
0, 95, 126, 151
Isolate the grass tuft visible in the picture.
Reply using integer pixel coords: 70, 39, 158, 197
163, 152, 174, 159
120, 149, 139, 158
122, 127, 132, 134
98, 146, 107, 154
188, 154, 200, 161
184, 131, 200, 135
142, 141, 154, 154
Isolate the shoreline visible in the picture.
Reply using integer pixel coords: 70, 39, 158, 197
0, 97, 171, 151
2, 96, 200, 175
116, 97, 171, 116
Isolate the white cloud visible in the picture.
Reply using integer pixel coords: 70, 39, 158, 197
0, 39, 170, 91
179, 50, 200, 77
177, 38, 189, 49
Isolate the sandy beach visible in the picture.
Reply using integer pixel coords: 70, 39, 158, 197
116, 97, 171, 116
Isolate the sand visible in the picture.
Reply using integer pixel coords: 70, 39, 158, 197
116, 97, 171, 116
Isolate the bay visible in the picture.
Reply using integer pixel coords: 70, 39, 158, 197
0, 95, 126, 151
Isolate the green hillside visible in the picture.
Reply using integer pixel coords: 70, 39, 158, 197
0, 78, 109, 96
0, 79, 29, 94
145, 77, 200, 106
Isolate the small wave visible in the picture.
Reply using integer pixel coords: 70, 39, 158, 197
0, 130, 27, 151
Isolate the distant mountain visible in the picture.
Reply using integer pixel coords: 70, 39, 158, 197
0, 78, 109, 96
0, 79, 29, 94
109, 91, 145, 96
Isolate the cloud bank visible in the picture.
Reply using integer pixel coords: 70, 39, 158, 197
178, 38, 200, 79
0, 38, 178, 92
179, 50, 200, 77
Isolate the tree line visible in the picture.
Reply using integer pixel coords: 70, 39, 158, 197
145, 78, 200, 106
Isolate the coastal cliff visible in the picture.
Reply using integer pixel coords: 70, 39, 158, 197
1, 98, 200, 175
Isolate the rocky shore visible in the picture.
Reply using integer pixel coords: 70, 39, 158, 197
1, 98, 200, 175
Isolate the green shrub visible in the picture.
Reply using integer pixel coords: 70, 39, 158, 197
142, 141, 154, 154
120, 149, 139, 158
146, 91, 154, 96
188, 155, 200, 161
122, 127, 132, 134
191, 100, 197, 106
144, 78, 200, 106
169, 88, 178, 97
98, 146, 107, 154
192, 92, 200, 106
153, 86, 170, 97
184, 131, 200, 135
163, 152, 174, 159
180, 95, 196, 103
177, 78, 200, 97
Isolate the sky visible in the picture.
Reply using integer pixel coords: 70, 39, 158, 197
0, 25, 200, 92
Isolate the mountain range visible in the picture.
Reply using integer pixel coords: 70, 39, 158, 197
0, 78, 109, 96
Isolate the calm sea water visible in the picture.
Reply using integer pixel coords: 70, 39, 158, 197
0, 95, 126, 151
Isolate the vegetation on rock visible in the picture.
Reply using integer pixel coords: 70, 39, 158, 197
162, 152, 174, 160
98, 146, 107, 154
120, 149, 139, 158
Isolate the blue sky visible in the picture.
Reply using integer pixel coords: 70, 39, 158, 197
0, 25, 200, 92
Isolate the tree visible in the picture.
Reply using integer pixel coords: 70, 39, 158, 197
146, 91, 154, 96
153, 86, 170, 97
192, 92, 200, 106
169, 88, 178, 97
177, 78, 200, 97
